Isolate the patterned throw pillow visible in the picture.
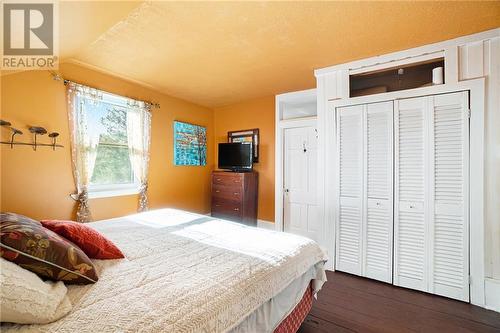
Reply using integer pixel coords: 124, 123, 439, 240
0, 212, 98, 284
41, 220, 124, 260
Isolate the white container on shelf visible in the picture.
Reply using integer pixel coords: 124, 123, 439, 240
432, 67, 444, 85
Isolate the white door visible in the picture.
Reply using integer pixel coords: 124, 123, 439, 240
335, 105, 364, 276
394, 96, 428, 292
430, 92, 469, 302
394, 91, 469, 302
283, 126, 320, 242
364, 101, 394, 283
335, 102, 393, 281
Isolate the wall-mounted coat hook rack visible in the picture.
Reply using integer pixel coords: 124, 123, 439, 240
0, 120, 64, 150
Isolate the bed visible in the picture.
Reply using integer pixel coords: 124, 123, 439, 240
2, 208, 327, 333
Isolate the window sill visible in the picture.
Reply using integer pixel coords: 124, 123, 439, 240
88, 187, 140, 199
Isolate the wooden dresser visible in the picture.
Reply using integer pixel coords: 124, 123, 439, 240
211, 171, 258, 226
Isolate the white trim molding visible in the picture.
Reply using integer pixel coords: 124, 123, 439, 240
275, 89, 318, 235
485, 278, 500, 312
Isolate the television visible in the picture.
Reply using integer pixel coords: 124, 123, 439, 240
218, 142, 253, 171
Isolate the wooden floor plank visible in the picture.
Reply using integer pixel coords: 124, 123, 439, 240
300, 271, 500, 333
327, 271, 500, 327
298, 315, 355, 333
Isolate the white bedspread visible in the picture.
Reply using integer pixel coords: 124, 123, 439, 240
2, 209, 327, 333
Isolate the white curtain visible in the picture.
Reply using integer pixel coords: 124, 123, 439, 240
126, 100, 152, 212
67, 82, 102, 222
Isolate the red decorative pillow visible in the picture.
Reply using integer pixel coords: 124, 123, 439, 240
1, 212, 98, 284
40, 220, 124, 260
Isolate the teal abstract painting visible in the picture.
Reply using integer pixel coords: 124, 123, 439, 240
174, 121, 207, 166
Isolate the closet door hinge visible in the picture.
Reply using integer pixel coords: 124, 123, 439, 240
467, 109, 471, 119
468, 275, 472, 285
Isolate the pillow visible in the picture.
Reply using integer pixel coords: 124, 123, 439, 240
0, 258, 72, 324
0, 212, 98, 284
40, 220, 124, 260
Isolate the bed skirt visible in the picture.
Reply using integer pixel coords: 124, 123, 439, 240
273, 283, 313, 333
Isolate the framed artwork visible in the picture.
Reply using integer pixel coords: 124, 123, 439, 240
228, 128, 259, 163
174, 121, 207, 166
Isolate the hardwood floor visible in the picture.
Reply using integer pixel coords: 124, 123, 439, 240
298, 271, 500, 333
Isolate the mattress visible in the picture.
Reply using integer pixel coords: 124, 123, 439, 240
2, 209, 327, 333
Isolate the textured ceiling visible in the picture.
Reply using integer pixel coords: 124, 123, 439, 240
58, 2, 500, 106
59, 1, 143, 59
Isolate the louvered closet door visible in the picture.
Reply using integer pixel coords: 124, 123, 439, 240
336, 105, 363, 275
394, 97, 428, 292
364, 101, 393, 283
430, 92, 469, 301
395, 91, 469, 301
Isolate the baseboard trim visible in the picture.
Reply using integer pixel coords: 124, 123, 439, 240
257, 219, 276, 230
485, 278, 500, 313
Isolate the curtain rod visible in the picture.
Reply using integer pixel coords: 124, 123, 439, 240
49, 71, 161, 109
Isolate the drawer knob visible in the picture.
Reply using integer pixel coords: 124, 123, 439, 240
216, 178, 221, 181
233, 192, 239, 195
215, 190, 220, 193
410, 205, 414, 209
234, 208, 239, 211
376, 202, 381, 206
215, 204, 220, 207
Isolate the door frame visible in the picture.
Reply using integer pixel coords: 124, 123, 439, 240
327, 78, 485, 306
275, 116, 317, 233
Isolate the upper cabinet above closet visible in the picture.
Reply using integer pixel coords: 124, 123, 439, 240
315, 29, 499, 103
349, 58, 445, 97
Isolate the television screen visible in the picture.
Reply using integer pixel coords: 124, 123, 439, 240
218, 143, 253, 171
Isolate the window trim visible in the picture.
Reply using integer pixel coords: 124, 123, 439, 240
88, 182, 140, 199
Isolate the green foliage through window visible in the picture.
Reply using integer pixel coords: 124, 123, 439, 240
90, 106, 134, 185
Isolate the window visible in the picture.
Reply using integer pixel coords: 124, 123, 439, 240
87, 96, 138, 198
78, 92, 144, 198
67, 82, 152, 221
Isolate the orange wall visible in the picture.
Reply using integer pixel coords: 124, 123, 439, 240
0, 63, 214, 221
214, 97, 275, 222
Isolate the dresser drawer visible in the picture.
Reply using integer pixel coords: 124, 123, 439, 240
212, 201, 243, 220
212, 184, 242, 202
212, 173, 243, 186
